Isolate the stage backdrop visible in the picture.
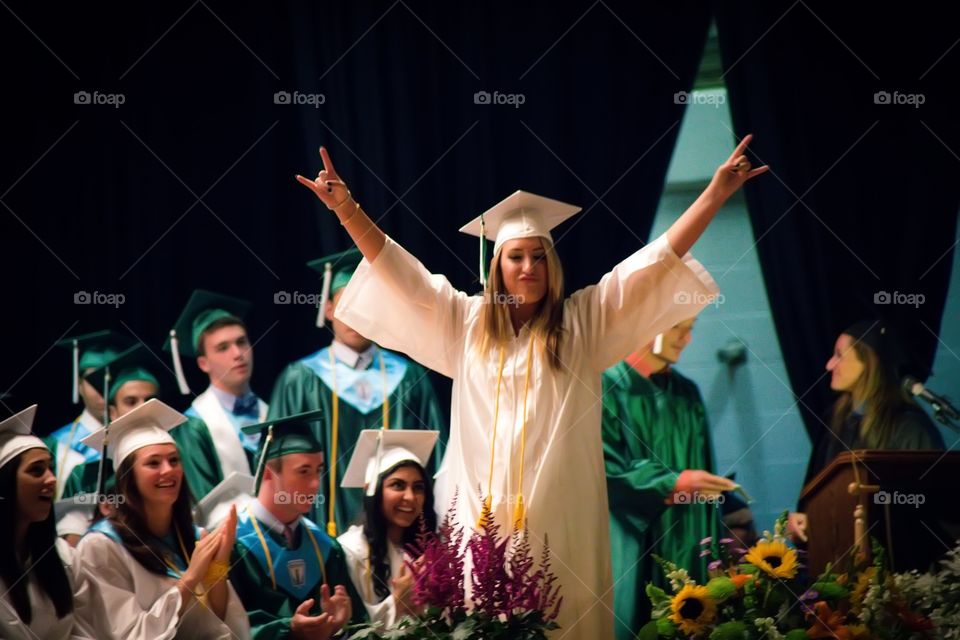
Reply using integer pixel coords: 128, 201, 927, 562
2, 2, 956, 456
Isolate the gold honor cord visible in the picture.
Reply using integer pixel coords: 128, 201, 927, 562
328, 348, 340, 537
327, 347, 392, 537
479, 334, 535, 532
479, 346, 506, 528
379, 350, 389, 430
513, 335, 535, 530
248, 507, 328, 591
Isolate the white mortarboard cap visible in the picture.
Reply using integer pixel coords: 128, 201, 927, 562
55, 493, 97, 538
194, 471, 254, 530
459, 190, 581, 257
342, 429, 439, 496
80, 398, 186, 471
0, 405, 45, 470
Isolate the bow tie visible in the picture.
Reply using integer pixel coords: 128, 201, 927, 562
232, 395, 259, 418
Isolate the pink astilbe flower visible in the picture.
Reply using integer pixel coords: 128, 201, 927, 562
403, 491, 562, 634
406, 491, 465, 616
467, 508, 510, 617
504, 529, 562, 622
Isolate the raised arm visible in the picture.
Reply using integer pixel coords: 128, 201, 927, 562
666, 134, 768, 256
296, 146, 385, 262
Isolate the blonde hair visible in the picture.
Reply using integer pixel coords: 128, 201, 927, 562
476, 237, 565, 370
830, 339, 913, 449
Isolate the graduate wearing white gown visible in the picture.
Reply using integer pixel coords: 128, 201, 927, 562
0, 405, 91, 640
72, 399, 251, 640
297, 139, 767, 637
337, 430, 440, 627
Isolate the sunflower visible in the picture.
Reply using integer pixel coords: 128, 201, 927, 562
849, 566, 877, 613
669, 584, 717, 637
744, 539, 799, 579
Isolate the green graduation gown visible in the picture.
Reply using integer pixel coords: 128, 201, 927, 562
169, 414, 254, 501
61, 458, 107, 498
230, 508, 366, 639
268, 346, 446, 533
601, 362, 721, 639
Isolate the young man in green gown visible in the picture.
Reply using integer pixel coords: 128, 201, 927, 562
230, 411, 364, 639
165, 289, 269, 500
602, 318, 737, 639
268, 248, 445, 536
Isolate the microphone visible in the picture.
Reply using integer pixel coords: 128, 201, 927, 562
902, 376, 960, 424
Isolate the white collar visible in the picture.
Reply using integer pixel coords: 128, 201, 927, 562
250, 498, 300, 536
78, 408, 103, 430
331, 340, 378, 370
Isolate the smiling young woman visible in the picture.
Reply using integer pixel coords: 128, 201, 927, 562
337, 429, 439, 626
72, 399, 251, 639
0, 405, 81, 640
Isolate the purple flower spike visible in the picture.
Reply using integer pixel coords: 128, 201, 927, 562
699, 537, 713, 546
708, 560, 723, 572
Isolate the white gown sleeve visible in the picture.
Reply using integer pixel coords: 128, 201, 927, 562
73, 533, 184, 640
570, 232, 719, 373
335, 236, 472, 379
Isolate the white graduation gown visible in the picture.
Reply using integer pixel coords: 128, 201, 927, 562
73, 531, 251, 639
337, 524, 404, 626
0, 538, 91, 640
337, 233, 718, 639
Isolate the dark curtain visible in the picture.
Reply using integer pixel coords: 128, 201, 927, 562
0, 2, 711, 429
715, 1, 960, 442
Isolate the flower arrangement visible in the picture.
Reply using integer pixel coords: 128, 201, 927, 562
639, 512, 954, 640
347, 493, 562, 639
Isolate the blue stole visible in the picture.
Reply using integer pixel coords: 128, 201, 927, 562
298, 347, 408, 415
236, 509, 332, 602
50, 418, 100, 462
87, 519, 199, 580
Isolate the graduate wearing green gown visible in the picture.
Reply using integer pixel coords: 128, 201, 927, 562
60, 343, 219, 503
602, 319, 736, 639
268, 248, 446, 536
60, 342, 166, 498
43, 329, 132, 498
230, 411, 364, 639
164, 290, 269, 501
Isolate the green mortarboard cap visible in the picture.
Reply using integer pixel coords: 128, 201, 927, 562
306, 248, 363, 329
57, 330, 134, 404
84, 344, 167, 403
241, 409, 325, 493
163, 290, 251, 394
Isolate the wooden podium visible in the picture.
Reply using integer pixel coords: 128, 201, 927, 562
799, 450, 960, 575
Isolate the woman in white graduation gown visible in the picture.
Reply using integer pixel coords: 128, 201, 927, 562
0, 405, 90, 640
72, 399, 251, 639
337, 430, 439, 626
297, 139, 767, 638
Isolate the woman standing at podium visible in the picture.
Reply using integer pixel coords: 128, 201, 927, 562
789, 320, 945, 542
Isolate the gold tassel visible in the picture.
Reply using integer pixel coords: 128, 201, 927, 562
477, 495, 492, 529
512, 495, 525, 531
